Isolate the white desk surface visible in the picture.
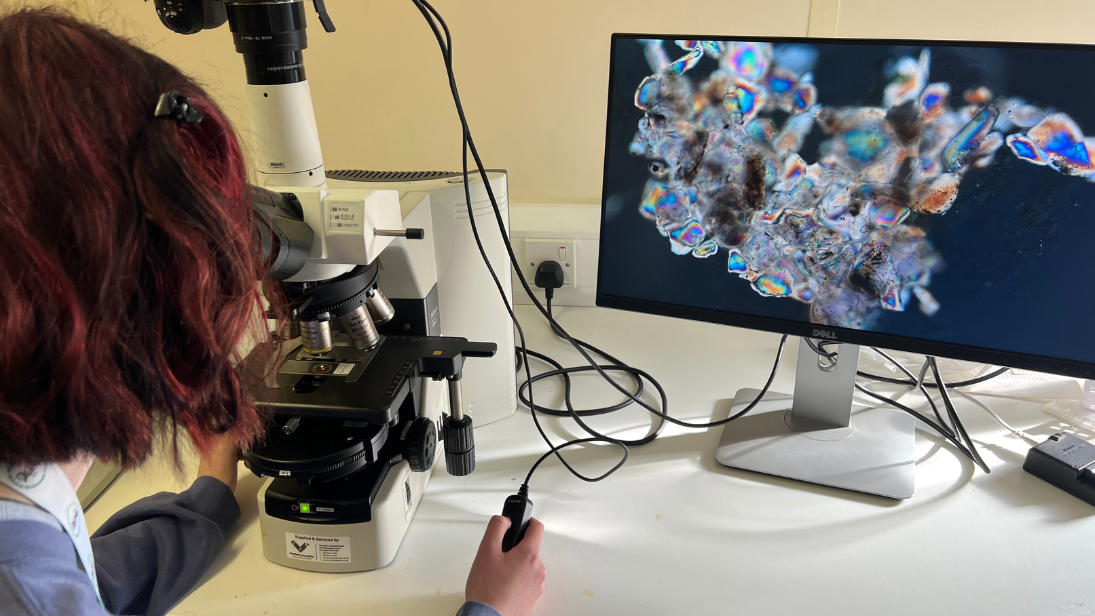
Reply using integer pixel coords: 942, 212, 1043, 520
87, 305, 1095, 616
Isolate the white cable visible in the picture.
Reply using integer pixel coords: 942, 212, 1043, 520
950, 388, 1041, 445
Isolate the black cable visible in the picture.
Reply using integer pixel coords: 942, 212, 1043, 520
412, 0, 790, 491
512, 323, 784, 484
804, 338, 838, 359
857, 366, 1009, 389
521, 304, 788, 430
519, 295, 646, 417
532, 294, 787, 430
916, 362, 955, 438
413, 0, 667, 422
516, 296, 666, 448
928, 357, 990, 473
517, 347, 645, 417
803, 343, 991, 473
411, 0, 631, 486
853, 382, 988, 472
868, 347, 954, 438
523, 438, 627, 487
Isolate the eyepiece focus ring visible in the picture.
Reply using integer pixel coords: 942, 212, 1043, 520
226, 1, 309, 85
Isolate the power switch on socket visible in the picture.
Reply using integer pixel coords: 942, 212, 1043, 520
525, 239, 576, 288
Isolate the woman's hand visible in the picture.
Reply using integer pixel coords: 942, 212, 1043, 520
465, 516, 547, 616
195, 432, 241, 493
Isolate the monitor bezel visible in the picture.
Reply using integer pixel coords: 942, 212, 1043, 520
597, 33, 1095, 380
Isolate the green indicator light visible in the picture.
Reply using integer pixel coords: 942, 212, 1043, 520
299, 503, 311, 514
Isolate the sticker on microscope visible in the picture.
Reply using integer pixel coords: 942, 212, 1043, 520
285, 532, 351, 563
333, 363, 354, 376
326, 201, 364, 235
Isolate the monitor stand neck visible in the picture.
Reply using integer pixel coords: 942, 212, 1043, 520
714, 337, 917, 500
790, 341, 859, 432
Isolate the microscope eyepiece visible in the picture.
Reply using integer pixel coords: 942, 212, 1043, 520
226, 1, 309, 85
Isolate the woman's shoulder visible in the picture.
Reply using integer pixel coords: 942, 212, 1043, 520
0, 515, 105, 616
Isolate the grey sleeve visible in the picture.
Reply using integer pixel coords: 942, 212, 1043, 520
455, 601, 502, 616
90, 476, 241, 616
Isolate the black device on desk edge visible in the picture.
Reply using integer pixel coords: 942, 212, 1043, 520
1023, 433, 1095, 506
501, 489, 534, 552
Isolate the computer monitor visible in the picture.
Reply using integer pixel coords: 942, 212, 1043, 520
596, 34, 1095, 499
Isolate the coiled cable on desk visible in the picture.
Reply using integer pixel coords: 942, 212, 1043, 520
513, 295, 791, 486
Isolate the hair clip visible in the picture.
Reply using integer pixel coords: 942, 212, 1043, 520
152, 91, 203, 125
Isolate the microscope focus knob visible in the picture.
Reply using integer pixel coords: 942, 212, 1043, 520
403, 417, 437, 473
443, 415, 476, 476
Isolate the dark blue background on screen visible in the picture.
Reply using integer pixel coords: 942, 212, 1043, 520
599, 37, 1095, 366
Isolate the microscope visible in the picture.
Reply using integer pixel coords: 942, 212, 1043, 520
153, 0, 506, 572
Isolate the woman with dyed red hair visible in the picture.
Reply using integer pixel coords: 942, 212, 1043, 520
0, 8, 544, 616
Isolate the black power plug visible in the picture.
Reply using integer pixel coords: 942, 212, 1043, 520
534, 260, 566, 335
534, 261, 565, 297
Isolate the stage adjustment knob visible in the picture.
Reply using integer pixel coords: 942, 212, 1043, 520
403, 417, 437, 473
443, 414, 475, 476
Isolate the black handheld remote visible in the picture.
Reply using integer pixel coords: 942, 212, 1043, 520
500, 493, 533, 552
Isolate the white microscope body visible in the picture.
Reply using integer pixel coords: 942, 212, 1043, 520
233, 13, 511, 573
154, 0, 512, 572
247, 81, 402, 280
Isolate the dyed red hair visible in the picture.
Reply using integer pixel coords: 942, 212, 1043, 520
0, 8, 275, 467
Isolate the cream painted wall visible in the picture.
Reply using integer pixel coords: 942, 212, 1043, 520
836, 0, 1095, 44
8, 0, 1094, 203
305, 0, 813, 204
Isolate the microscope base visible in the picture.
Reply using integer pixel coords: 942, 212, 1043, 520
257, 459, 432, 573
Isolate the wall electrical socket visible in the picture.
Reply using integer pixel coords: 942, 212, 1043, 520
510, 203, 600, 307
524, 239, 577, 288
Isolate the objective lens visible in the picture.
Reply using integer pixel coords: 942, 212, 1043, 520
340, 306, 380, 350
365, 288, 395, 325
299, 317, 333, 354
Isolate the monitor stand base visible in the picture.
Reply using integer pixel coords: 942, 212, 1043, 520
714, 341, 916, 500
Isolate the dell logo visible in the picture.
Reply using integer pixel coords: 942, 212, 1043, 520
813, 329, 837, 340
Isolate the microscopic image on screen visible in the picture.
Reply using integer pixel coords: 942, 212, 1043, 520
599, 36, 1095, 365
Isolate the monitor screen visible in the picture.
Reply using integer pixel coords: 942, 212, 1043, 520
597, 35, 1095, 378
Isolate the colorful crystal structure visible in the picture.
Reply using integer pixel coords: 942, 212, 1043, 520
629, 40, 1095, 329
